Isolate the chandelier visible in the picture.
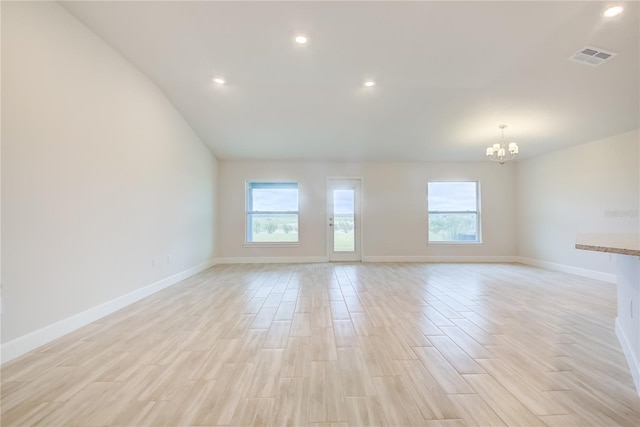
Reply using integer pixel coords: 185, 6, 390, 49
486, 124, 519, 164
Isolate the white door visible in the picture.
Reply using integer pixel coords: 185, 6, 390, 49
327, 179, 362, 262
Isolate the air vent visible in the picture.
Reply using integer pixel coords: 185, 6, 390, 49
569, 46, 617, 67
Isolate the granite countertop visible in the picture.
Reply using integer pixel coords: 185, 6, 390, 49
575, 233, 640, 256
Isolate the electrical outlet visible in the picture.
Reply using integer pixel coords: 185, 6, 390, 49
166, 254, 171, 265
152, 257, 157, 268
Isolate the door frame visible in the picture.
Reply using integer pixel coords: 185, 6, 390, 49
326, 177, 364, 262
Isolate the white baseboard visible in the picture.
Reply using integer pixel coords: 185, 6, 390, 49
616, 317, 640, 396
1, 259, 216, 364
216, 256, 328, 264
515, 256, 616, 283
215, 255, 516, 264
363, 255, 517, 263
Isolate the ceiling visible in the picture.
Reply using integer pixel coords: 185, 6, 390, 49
60, 1, 640, 162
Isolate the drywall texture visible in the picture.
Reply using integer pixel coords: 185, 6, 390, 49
2, 2, 217, 343
516, 129, 640, 274
217, 160, 516, 261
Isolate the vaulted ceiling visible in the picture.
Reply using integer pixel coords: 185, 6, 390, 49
61, 1, 639, 162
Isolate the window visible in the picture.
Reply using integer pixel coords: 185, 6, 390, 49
246, 182, 299, 243
427, 181, 480, 243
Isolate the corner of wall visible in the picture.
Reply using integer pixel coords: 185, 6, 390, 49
616, 318, 640, 397
1, 259, 216, 364
514, 129, 639, 280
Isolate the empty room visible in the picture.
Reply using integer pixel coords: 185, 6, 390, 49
2, 1, 639, 426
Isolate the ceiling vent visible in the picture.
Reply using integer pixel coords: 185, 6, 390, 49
569, 46, 617, 67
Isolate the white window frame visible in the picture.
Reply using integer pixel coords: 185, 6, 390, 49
245, 180, 300, 246
427, 180, 482, 245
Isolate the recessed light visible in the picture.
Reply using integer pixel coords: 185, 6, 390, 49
603, 6, 623, 17
364, 80, 375, 87
212, 78, 225, 85
295, 34, 309, 45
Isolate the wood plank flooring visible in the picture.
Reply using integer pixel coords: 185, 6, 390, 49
2, 262, 639, 426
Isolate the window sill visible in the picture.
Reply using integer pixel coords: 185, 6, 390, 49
244, 243, 301, 248
427, 241, 483, 246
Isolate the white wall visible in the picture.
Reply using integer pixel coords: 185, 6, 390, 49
2, 2, 217, 349
516, 130, 639, 278
217, 160, 516, 262
616, 255, 640, 394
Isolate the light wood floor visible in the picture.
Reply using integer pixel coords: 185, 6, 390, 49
2, 263, 639, 426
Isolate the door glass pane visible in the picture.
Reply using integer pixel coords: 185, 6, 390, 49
333, 189, 355, 252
